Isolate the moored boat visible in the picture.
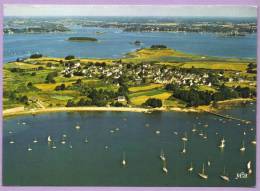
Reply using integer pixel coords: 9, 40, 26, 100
198, 163, 208, 179
220, 167, 230, 182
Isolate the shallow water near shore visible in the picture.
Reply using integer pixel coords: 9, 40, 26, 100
3, 103, 256, 186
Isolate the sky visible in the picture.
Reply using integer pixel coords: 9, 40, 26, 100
4, 5, 257, 17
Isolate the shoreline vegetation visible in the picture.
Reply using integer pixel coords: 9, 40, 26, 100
3, 98, 255, 117
3, 46, 256, 118
67, 37, 98, 42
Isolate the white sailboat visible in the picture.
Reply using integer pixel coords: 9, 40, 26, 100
33, 137, 38, 143
240, 140, 246, 152
251, 140, 256, 145
162, 160, 168, 174
75, 124, 80, 130
84, 137, 89, 143
182, 132, 188, 142
247, 161, 252, 175
61, 138, 66, 145
9, 137, 15, 144
27, 144, 32, 151
198, 163, 208, 179
220, 167, 230, 182
218, 138, 225, 149
52, 142, 57, 149
160, 149, 166, 161
188, 162, 194, 172
47, 136, 52, 142
122, 152, 127, 166
191, 127, 197, 133
181, 141, 186, 154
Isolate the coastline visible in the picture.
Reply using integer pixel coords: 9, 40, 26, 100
3, 98, 255, 118
3, 106, 198, 118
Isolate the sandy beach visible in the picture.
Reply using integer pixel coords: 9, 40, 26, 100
3, 98, 255, 117
3, 106, 200, 117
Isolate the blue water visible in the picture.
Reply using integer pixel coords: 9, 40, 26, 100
4, 27, 256, 63
3, 103, 256, 186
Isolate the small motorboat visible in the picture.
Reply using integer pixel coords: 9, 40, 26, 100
155, 130, 160, 135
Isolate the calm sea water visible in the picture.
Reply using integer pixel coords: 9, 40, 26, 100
4, 27, 256, 63
3, 103, 256, 186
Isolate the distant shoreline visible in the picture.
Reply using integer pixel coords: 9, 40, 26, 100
3, 98, 255, 118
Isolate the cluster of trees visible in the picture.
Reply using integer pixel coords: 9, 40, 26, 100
169, 83, 255, 107
4, 90, 29, 105
66, 87, 117, 107
247, 63, 257, 74
55, 84, 66, 91
143, 98, 162, 108
10, 66, 44, 73
19, 95, 29, 104
173, 88, 212, 107
30, 54, 43, 59
45, 71, 58, 83
150, 45, 167, 49
65, 55, 75, 60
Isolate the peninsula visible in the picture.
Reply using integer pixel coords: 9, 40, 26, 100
3, 46, 256, 117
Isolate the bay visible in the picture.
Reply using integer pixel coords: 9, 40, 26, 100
3, 103, 256, 186
4, 27, 256, 63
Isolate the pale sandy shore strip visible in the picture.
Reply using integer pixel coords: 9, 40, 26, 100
3, 98, 255, 117
3, 106, 199, 117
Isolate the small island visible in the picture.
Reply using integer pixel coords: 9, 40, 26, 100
68, 37, 98, 42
